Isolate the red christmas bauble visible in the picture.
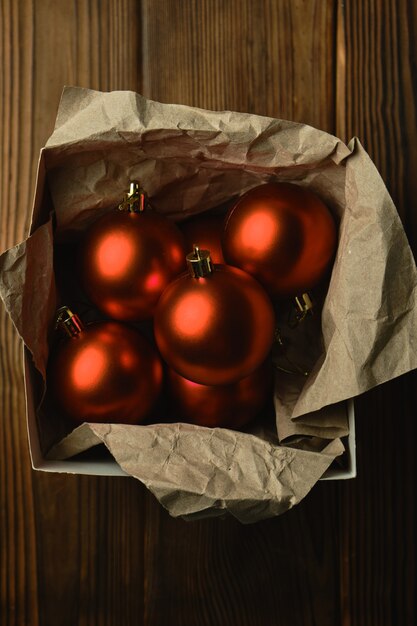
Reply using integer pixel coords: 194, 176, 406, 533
80, 184, 186, 321
49, 311, 163, 424
222, 182, 337, 298
180, 212, 225, 264
168, 359, 272, 429
154, 248, 275, 386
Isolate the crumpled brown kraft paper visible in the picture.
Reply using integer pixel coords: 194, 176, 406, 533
47, 422, 344, 521
1, 86, 417, 522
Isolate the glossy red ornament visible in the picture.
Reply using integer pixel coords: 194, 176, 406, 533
222, 182, 337, 298
154, 247, 275, 386
180, 212, 225, 264
80, 182, 186, 321
48, 308, 163, 424
168, 360, 272, 429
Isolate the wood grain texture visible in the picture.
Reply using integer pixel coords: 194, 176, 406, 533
142, 484, 343, 626
337, 2, 417, 625
141, 0, 337, 132
1, 2, 145, 625
339, 376, 417, 626
339, 0, 417, 245
1, 0, 416, 624
1, 2, 40, 624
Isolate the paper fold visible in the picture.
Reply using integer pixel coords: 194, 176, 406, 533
47, 421, 344, 523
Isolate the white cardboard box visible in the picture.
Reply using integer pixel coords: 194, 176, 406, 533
24, 348, 356, 480
21, 152, 357, 484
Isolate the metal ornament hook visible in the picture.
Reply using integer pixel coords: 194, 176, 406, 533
118, 181, 147, 213
288, 292, 314, 329
273, 327, 310, 377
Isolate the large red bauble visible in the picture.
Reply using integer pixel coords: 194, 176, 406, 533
80, 211, 186, 320
168, 360, 272, 429
49, 321, 163, 424
222, 182, 337, 298
154, 264, 275, 386
180, 212, 225, 264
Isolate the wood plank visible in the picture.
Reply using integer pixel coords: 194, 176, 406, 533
1, 2, 40, 624
0, 1, 145, 625
336, 1, 417, 624
339, 377, 417, 626
141, 0, 337, 132
338, 0, 417, 247
143, 484, 343, 626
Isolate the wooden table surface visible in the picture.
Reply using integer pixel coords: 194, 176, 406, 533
1, 1, 416, 624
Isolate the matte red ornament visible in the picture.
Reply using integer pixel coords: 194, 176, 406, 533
154, 246, 275, 386
168, 359, 272, 429
180, 212, 225, 264
222, 182, 337, 298
80, 182, 186, 321
48, 307, 163, 424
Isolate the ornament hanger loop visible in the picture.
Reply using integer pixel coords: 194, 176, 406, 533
186, 244, 213, 278
118, 181, 147, 213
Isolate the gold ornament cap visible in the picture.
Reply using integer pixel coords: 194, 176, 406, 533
186, 245, 213, 278
294, 292, 313, 323
55, 306, 84, 338
118, 181, 148, 213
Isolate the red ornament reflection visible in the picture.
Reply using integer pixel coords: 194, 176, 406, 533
71, 346, 106, 390
49, 321, 163, 424
171, 290, 214, 339
154, 264, 275, 386
168, 360, 272, 429
80, 211, 186, 321
223, 182, 337, 298
95, 232, 136, 279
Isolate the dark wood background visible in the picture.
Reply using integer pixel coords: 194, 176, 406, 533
1, 1, 416, 624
